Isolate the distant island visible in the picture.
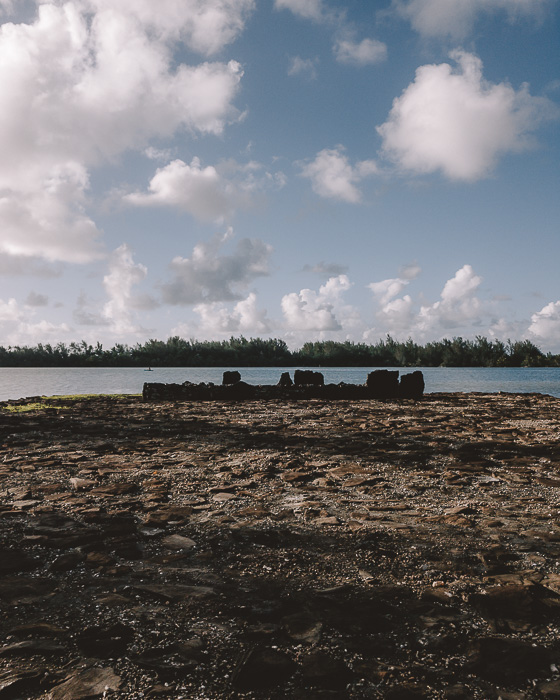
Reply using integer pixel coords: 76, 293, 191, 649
1, 335, 558, 368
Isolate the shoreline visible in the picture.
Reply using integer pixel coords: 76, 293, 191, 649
2, 393, 560, 698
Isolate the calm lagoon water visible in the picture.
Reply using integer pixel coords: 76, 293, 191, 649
1, 366, 560, 401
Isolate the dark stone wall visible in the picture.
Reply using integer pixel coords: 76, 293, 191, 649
143, 370, 424, 401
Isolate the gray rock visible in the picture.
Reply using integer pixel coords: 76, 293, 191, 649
50, 666, 121, 699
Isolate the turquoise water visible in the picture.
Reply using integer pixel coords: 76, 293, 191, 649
1, 366, 560, 401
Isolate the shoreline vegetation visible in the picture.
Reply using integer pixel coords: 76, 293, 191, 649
1, 335, 559, 368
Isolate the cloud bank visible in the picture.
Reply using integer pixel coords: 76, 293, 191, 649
0, 1, 249, 263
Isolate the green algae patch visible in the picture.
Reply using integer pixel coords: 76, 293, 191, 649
1, 394, 141, 412
48, 393, 141, 401
2, 401, 68, 413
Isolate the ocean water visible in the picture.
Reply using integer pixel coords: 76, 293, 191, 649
1, 366, 560, 401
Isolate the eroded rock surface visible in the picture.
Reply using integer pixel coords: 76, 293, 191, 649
1, 392, 560, 698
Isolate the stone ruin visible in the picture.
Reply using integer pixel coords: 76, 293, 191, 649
142, 369, 424, 401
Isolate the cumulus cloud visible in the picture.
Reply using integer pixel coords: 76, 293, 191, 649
417, 264, 483, 332
369, 267, 421, 331
393, 0, 550, 39
281, 274, 352, 331
185, 293, 272, 337
288, 56, 319, 80
376, 294, 415, 332
378, 51, 555, 181
489, 317, 524, 341
83, 0, 255, 56
300, 147, 378, 203
529, 301, 560, 345
367, 264, 487, 340
0, 162, 103, 263
125, 157, 283, 223
0, 1, 247, 264
73, 244, 155, 334
101, 244, 153, 334
125, 158, 232, 222
161, 229, 272, 306
369, 277, 410, 307
333, 37, 387, 66
274, 0, 326, 22
0, 297, 22, 323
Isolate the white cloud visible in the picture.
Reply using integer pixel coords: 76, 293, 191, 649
0, 298, 21, 322
82, 0, 255, 56
125, 158, 232, 222
333, 37, 387, 66
377, 294, 415, 331
0, 162, 103, 263
300, 147, 378, 203
288, 56, 318, 80
186, 292, 272, 337
378, 51, 555, 181
369, 277, 410, 306
393, 0, 550, 39
0, 2, 247, 264
72, 244, 155, 335
161, 229, 272, 305
8, 320, 71, 344
281, 274, 352, 331
489, 317, 522, 341
274, 0, 326, 22
366, 264, 488, 340
369, 267, 421, 331
0, 5, 244, 169
125, 157, 282, 223
233, 293, 272, 333
417, 264, 483, 332
529, 301, 560, 345
101, 244, 150, 334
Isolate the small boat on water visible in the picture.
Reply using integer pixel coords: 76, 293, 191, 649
144, 367, 154, 371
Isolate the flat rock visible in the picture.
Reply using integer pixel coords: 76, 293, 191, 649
161, 534, 196, 550
50, 666, 121, 699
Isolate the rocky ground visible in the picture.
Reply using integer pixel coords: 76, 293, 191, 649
2, 392, 560, 699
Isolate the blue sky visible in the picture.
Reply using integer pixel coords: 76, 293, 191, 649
0, 0, 559, 350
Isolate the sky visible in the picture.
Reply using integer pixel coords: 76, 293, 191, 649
0, 0, 559, 351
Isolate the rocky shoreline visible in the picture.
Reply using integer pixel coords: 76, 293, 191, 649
2, 391, 560, 698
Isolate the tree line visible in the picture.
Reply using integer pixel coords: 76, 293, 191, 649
0, 335, 559, 368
